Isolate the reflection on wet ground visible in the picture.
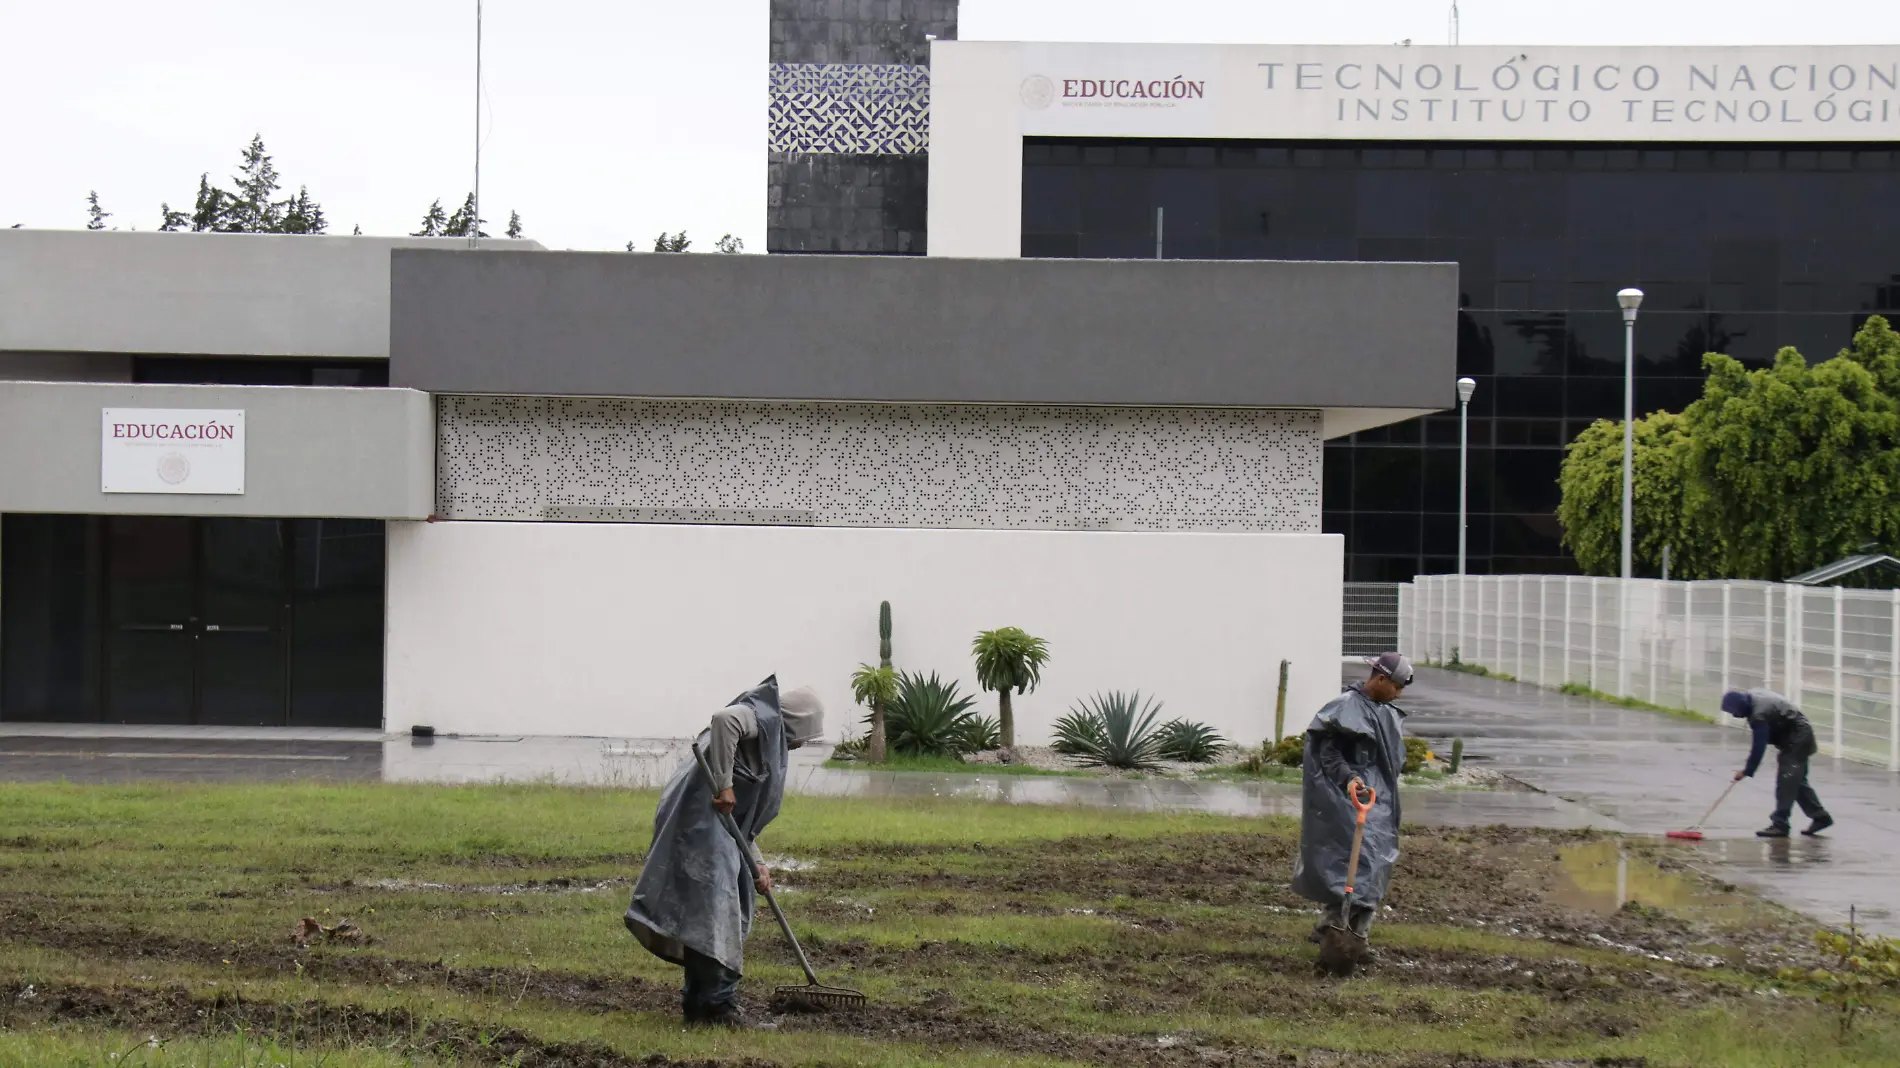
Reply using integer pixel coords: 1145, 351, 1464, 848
3, 665, 1895, 933
1550, 839, 1750, 921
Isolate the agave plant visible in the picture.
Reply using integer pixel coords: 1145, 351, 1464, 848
953, 713, 1003, 755
1155, 718, 1227, 763
1050, 707, 1106, 755
882, 671, 980, 757
1061, 691, 1166, 770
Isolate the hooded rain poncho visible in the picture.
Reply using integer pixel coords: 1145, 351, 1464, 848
624, 677, 788, 974
1291, 685, 1406, 910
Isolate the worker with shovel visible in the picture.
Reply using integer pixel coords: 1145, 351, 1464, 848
1293, 652, 1412, 976
625, 677, 825, 1027
1722, 689, 1833, 838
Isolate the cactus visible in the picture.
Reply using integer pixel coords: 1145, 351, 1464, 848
869, 601, 892, 763
1450, 737, 1464, 774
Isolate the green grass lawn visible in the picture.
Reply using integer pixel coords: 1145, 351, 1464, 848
0, 781, 1891, 1067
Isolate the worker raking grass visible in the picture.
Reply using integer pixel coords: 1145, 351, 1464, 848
624, 676, 826, 1027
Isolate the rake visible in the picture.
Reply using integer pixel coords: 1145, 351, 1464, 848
692, 743, 867, 1011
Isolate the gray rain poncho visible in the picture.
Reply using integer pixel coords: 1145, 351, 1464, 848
1291, 685, 1407, 910
624, 677, 788, 974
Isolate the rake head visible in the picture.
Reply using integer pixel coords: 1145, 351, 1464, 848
771, 983, 867, 1013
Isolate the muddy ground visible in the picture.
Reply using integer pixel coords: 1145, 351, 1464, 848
0, 823, 1833, 1067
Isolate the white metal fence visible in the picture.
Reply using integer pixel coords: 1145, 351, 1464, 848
1400, 575, 1900, 772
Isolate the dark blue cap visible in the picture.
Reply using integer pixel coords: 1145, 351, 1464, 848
1720, 691, 1752, 718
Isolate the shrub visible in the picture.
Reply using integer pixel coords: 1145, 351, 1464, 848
1403, 737, 1430, 774
953, 713, 1002, 755
1156, 718, 1227, 763
882, 671, 979, 757
831, 733, 869, 761
1779, 921, 1900, 1039
1060, 691, 1165, 770
1268, 735, 1305, 767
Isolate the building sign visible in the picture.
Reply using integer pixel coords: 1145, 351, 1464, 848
101, 408, 245, 494
1005, 44, 1900, 141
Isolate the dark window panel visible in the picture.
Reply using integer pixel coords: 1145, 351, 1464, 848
1495, 513, 1566, 556
1351, 448, 1425, 512
1324, 446, 1353, 509
1494, 311, 1567, 375
1422, 447, 1491, 514
1492, 452, 1564, 513
1323, 511, 1351, 535
1565, 377, 1624, 420
1354, 512, 1420, 555
1495, 375, 1564, 418
1636, 377, 1707, 416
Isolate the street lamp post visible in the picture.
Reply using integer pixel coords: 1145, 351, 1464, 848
1457, 376, 1477, 662
1616, 288, 1644, 697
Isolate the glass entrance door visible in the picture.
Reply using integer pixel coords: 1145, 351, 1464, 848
102, 517, 288, 726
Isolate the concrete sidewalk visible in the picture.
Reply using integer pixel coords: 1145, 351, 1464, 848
1397, 665, 1900, 935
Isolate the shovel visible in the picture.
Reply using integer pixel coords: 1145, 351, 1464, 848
691, 742, 866, 1011
1318, 780, 1377, 976
1668, 777, 1740, 841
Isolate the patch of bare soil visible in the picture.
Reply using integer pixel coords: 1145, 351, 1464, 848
0, 980, 768, 1068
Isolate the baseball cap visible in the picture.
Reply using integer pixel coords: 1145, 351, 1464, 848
1365, 652, 1415, 687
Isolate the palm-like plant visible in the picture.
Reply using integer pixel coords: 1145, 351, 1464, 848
971, 627, 1050, 751
1061, 691, 1166, 770
884, 671, 979, 756
850, 663, 897, 763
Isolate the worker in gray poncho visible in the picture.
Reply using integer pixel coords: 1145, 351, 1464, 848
625, 677, 825, 1027
1292, 651, 1411, 954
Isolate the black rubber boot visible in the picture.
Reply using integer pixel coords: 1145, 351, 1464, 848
1756, 825, 1790, 838
1802, 815, 1834, 836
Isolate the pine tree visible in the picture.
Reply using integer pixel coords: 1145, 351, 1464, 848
412, 199, 448, 237
158, 203, 190, 231
85, 191, 111, 230
441, 193, 488, 239
227, 134, 283, 232
652, 231, 691, 252
714, 234, 744, 254
277, 187, 327, 234
506, 210, 523, 239
191, 174, 231, 232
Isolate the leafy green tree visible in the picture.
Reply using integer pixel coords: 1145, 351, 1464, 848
412, 199, 448, 237
1556, 316, 1900, 581
972, 627, 1050, 751
85, 191, 110, 230
1679, 319, 1900, 580
715, 234, 743, 254
506, 210, 523, 239
1557, 411, 1709, 578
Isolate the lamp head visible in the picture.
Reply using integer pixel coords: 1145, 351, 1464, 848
1617, 287, 1644, 321
1456, 376, 1477, 404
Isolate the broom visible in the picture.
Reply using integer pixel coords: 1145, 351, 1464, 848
692, 743, 867, 1010
1667, 778, 1740, 841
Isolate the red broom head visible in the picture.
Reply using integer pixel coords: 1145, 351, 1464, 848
1666, 830, 1704, 840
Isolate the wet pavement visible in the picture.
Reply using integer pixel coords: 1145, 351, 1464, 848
1398, 666, 1900, 936
3, 666, 1895, 933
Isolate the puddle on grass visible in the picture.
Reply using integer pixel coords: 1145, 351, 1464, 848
1550, 840, 1747, 920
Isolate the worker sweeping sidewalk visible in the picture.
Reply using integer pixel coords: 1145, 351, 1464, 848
1722, 689, 1833, 839
1293, 651, 1411, 976
624, 677, 825, 1027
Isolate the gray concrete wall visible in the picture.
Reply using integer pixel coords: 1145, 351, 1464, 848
0, 229, 542, 360
0, 381, 433, 519
390, 249, 1459, 411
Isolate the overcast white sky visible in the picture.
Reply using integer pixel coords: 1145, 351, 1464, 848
2, 1, 1894, 250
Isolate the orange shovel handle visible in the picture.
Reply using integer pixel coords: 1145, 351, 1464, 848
1342, 780, 1377, 896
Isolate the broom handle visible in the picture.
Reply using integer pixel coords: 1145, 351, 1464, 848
1692, 777, 1741, 829
693, 742, 823, 986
